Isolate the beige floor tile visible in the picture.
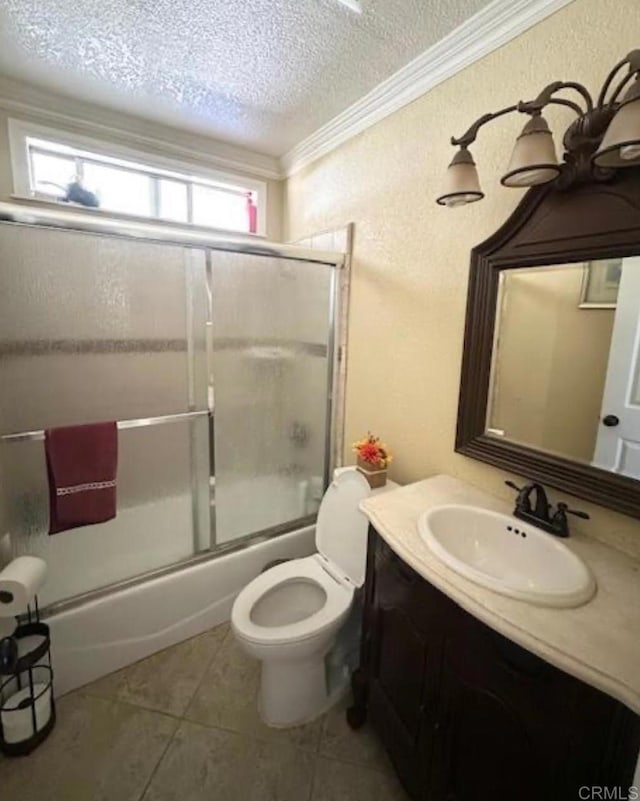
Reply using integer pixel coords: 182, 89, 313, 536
82, 624, 228, 716
319, 695, 390, 769
143, 720, 315, 801
0, 692, 177, 801
311, 756, 407, 801
184, 631, 323, 752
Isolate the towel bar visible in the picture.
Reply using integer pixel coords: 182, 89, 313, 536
0, 410, 210, 444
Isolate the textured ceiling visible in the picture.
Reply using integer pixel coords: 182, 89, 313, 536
0, 0, 490, 156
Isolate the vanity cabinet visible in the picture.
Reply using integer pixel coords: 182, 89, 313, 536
349, 528, 640, 801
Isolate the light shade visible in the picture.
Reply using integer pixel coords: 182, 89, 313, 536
593, 78, 640, 168
436, 149, 484, 207
501, 114, 560, 188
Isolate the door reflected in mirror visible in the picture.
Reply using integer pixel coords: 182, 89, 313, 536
487, 256, 640, 479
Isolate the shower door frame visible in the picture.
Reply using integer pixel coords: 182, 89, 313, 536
203, 249, 340, 553
0, 201, 346, 616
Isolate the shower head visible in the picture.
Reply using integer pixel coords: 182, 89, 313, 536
335, 0, 363, 13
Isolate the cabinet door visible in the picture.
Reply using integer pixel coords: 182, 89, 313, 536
367, 538, 443, 799
428, 608, 570, 801
369, 613, 432, 799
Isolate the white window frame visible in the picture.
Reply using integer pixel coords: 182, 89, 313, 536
8, 118, 267, 236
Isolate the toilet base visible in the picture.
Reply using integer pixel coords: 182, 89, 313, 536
257, 655, 349, 728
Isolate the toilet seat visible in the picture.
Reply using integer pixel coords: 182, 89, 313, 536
231, 555, 353, 647
230, 468, 399, 726
315, 468, 371, 587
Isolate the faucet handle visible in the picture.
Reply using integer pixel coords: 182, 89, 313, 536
556, 502, 590, 520
505, 480, 533, 514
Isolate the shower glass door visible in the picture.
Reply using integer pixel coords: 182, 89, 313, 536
0, 215, 340, 609
210, 252, 335, 545
0, 224, 210, 607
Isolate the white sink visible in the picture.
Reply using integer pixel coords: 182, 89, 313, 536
417, 504, 596, 608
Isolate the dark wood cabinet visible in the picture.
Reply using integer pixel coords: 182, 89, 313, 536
349, 528, 640, 801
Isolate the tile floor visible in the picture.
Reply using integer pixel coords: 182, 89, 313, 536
0, 623, 407, 801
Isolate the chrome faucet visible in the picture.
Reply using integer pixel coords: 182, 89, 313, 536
505, 480, 589, 538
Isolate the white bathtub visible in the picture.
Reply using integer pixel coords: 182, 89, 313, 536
48, 524, 316, 696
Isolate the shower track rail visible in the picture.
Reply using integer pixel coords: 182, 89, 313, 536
0, 410, 210, 443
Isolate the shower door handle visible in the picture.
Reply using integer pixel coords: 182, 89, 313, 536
208, 410, 216, 477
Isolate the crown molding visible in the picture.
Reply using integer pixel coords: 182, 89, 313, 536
281, 0, 576, 177
0, 83, 282, 181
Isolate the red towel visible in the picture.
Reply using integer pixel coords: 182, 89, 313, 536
45, 422, 118, 535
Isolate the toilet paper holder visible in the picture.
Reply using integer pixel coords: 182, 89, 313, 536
0, 597, 56, 756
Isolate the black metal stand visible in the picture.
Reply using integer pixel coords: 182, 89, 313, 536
0, 597, 56, 756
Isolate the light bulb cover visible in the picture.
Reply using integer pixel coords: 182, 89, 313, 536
436, 149, 484, 207
593, 78, 640, 168
501, 114, 560, 188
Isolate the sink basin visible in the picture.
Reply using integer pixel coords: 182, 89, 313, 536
418, 504, 596, 608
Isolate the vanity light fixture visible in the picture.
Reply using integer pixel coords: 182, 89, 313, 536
501, 113, 560, 188
437, 147, 484, 207
593, 76, 640, 166
437, 49, 640, 206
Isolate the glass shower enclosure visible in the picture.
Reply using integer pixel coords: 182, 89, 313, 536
0, 204, 342, 611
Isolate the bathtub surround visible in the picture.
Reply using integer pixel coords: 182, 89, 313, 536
284, 0, 640, 558
0, 622, 405, 801
48, 525, 316, 697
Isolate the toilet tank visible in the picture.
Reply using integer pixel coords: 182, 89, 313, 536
315, 467, 398, 587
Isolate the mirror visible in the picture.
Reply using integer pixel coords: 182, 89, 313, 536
487, 256, 640, 479
455, 169, 640, 519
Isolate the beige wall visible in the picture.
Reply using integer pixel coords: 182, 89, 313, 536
490, 265, 614, 463
0, 77, 283, 240
285, 0, 640, 558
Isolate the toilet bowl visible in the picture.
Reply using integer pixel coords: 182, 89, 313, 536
231, 467, 395, 727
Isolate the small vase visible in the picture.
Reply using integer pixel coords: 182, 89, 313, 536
357, 457, 387, 489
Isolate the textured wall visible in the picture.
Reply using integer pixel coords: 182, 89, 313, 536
285, 0, 640, 558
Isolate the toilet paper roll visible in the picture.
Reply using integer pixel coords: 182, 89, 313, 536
1, 683, 52, 743
0, 557, 47, 617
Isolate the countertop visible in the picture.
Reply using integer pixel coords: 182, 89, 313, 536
360, 474, 640, 716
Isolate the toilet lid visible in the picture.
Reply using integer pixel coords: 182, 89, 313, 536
315, 468, 371, 587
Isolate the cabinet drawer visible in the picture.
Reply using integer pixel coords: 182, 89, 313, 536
373, 535, 445, 634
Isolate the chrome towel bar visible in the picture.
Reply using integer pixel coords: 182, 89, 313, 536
0, 410, 210, 443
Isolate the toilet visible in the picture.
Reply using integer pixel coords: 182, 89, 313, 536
231, 467, 396, 727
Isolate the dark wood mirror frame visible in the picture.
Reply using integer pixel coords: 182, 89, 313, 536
456, 168, 640, 519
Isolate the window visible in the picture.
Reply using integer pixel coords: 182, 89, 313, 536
9, 120, 265, 235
